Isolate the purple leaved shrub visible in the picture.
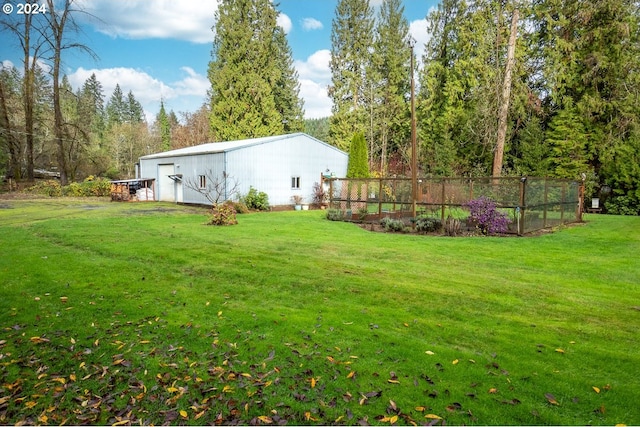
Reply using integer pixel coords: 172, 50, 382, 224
464, 196, 511, 235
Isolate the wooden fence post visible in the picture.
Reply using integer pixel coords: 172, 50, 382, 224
519, 177, 527, 236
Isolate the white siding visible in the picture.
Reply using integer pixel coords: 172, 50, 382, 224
139, 133, 348, 206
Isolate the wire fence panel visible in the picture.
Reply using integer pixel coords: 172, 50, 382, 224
327, 176, 583, 235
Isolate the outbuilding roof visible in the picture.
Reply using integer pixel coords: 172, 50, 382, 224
139, 132, 344, 160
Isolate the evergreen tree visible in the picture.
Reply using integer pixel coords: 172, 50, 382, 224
418, 0, 529, 177
78, 73, 105, 142
346, 132, 369, 178
126, 90, 144, 123
272, 25, 305, 133
371, 0, 412, 174
157, 100, 171, 151
106, 84, 126, 127
546, 106, 591, 179
304, 117, 330, 142
328, 0, 375, 151
209, 0, 302, 140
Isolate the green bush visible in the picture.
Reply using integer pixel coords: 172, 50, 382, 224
207, 203, 238, 226
605, 195, 639, 215
242, 187, 270, 211
82, 177, 111, 197
326, 209, 344, 221
415, 216, 442, 233
64, 182, 84, 197
26, 180, 62, 197
226, 200, 249, 214
380, 216, 405, 232
27, 177, 111, 198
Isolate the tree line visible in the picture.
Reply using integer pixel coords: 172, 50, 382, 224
1, 0, 639, 213
328, 0, 639, 214
0, 0, 216, 185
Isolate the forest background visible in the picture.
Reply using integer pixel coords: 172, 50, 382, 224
1, 0, 639, 214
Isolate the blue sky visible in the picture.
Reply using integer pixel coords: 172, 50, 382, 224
0, 0, 438, 121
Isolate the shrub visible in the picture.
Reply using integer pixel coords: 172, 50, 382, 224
311, 182, 326, 206
380, 216, 405, 232
82, 177, 111, 197
226, 200, 249, 214
444, 216, 461, 236
326, 209, 344, 221
207, 203, 238, 226
605, 195, 639, 215
26, 180, 62, 197
64, 182, 84, 197
242, 187, 269, 211
464, 196, 511, 235
415, 216, 442, 233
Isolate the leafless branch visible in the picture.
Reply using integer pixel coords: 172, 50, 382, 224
184, 170, 240, 206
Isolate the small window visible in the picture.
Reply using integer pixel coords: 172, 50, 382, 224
199, 175, 206, 189
291, 176, 300, 189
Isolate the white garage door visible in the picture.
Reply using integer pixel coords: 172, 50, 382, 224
158, 164, 175, 202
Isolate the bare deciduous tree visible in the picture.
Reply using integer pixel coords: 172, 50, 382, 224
44, 0, 96, 185
183, 170, 240, 205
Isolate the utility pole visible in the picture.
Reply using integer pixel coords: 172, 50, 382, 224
409, 37, 417, 220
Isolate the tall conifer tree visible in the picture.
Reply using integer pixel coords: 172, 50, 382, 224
372, 0, 412, 173
328, 0, 375, 151
209, 0, 302, 141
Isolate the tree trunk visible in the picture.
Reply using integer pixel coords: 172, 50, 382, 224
492, 9, 519, 177
23, 10, 35, 181
0, 78, 21, 179
46, 0, 70, 185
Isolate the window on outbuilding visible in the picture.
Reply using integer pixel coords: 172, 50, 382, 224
199, 175, 206, 189
291, 176, 300, 189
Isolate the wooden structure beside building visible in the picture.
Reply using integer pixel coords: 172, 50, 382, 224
110, 178, 155, 202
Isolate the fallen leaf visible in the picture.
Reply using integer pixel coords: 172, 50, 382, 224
425, 414, 442, 420
488, 388, 498, 394
452, 359, 459, 365
257, 415, 273, 423
555, 348, 565, 354
347, 371, 356, 379
425, 351, 435, 355
179, 410, 188, 418
592, 386, 600, 394
310, 377, 316, 388
545, 393, 559, 405
388, 379, 400, 384
415, 406, 426, 412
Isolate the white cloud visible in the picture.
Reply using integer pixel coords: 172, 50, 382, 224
74, 0, 218, 44
409, 18, 430, 64
299, 79, 331, 119
295, 49, 332, 119
67, 66, 210, 122
301, 18, 323, 31
295, 49, 331, 82
277, 13, 292, 34
1, 60, 15, 70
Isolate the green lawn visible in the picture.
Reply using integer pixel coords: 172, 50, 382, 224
0, 198, 639, 425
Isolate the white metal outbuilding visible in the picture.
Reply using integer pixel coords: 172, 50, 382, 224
138, 133, 348, 206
